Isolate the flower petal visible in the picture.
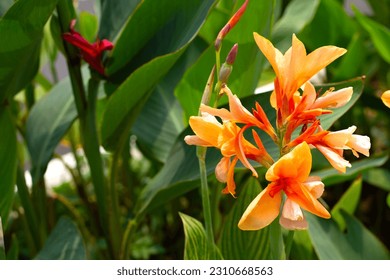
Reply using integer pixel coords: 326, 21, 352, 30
303, 176, 324, 198
312, 87, 353, 109
238, 186, 282, 230
286, 182, 331, 219
215, 157, 230, 183
348, 134, 371, 157
188, 114, 222, 147
266, 142, 311, 182
253, 32, 284, 78
316, 144, 351, 173
381, 90, 390, 108
279, 199, 308, 230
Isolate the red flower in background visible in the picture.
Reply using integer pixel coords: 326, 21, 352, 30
62, 19, 113, 76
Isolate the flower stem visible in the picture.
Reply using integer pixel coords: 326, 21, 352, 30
197, 146, 215, 258
284, 230, 295, 260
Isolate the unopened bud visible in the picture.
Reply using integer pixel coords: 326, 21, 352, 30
226, 43, 238, 65
214, 0, 249, 51
218, 44, 238, 84
218, 63, 232, 84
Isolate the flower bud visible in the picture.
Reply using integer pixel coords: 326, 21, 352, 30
214, 0, 249, 51
218, 44, 238, 84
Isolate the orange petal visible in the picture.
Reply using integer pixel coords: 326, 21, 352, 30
188, 114, 221, 147
302, 45, 346, 86
215, 157, 230, 183
316, 144, 351, 173
200, 104, 232, 120
222, 156, 238, 196
253, 33, 284, 78
266, 142, 311, 182
184, 135, 213, 147
381, 90, 390, 108
312, 87, 353, 109
323, 126, 356, 149
238, 186, 282, 230
287, 182, 330, 219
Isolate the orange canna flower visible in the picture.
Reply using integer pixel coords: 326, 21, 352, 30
254, 33, 346, 101
253, 33, 346, 126
184, 112, 270, 196
201, 85, 277, 141
283, 82, 353, 145
238, 142, 330, 230
381, 90, 390, 108
293, 125, 371, 173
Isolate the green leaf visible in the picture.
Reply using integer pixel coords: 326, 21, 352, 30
363, 168, 390, 191
219, 177, 271, 259
331, 177, 362, 231
101, 50, 185, 151
333, 34, 366, 81
312, 154, 388, 186
307, 211, 390, 259
0, 217, 5, 260
290, 230, 316, 260
0, 107, 17, 229
179, 213, 223, 260
26, 76, 79, 183
106, 0, 216, 77
132, 41, 206, 162
299, 0, 356, 49
387, 193, 390, 208
0, 0, 59, 102
78, 11, 98, 43
353, 6, 390, 63
0, 0, 12, 17
101, 1, 216, 150
272, 0, 320, 51
35, 216, 86, 260
98, 0, 142, 41
175, 0, 276, 120
135, 133, 221, 216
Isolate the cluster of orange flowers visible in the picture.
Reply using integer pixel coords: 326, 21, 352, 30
185, 33, 371, 231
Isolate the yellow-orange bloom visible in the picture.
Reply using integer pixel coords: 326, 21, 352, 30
184, 112, 269, 196
381, 90, 390, 108
238, 142, 330, 230
254, 33, 346, 102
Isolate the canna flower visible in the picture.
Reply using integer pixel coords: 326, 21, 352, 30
238, 142, 330, 230
185, 112, 271, 196
201, 85, 277, 141
381, 90, 390, 108
63, 19, 113, 76
284, 82, 353, 144
292, 125, 371, 173
253, 33, 346, 124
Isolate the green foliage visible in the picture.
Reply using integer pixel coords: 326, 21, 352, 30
35, 217, 86, 260
0, 0, 59, 102
0, 108, 17, 228
219, 178, 271, 260
26, 74, 78, 183
180, 213, 223, 260
331, 177, 362, 230
307, 211, 390, 260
